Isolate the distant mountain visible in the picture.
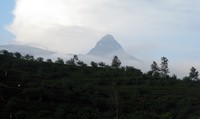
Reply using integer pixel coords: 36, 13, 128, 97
0, 36, 141, 67
88, 34, 122, 56
0, 45, 55, 56
87, 34, 138, 60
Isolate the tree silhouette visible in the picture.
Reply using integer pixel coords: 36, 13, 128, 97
111, 56, 121, 68
14, 52, 22, 59
46, 59, 52, 63
55, 58, 64, 64
66, 55, 79, 66
66, 58, 75, 66
151, 61, 160, 76
160, 57, 169, 80
111, 56, 122, 119
91, 61, 98, 68
0, 50, 13, 57
189, 67, 199, 81
24, 54, 34, 61
73, 55, 78, 61
98, 62, 106, 67
36, 57, 44, 62
77, 60, 87, 67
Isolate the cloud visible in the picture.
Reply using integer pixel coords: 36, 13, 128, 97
9, 0, 110, 53
9, 0, 199, 53
8, 0, 200, 77
10, 0, 200, 47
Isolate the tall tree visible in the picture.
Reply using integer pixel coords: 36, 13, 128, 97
160, 57, 169, 79
151, 61, 160, 76
189, 67, 199, 81
111, 56, 121, 68
111, 55, 122, 119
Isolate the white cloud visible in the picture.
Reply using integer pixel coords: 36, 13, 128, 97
10, 0, 200, 53
10, 0, 194, 53
9, 0, 110, 53
7, 0, 200, 77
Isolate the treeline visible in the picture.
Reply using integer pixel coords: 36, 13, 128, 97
1, 50, 200, 119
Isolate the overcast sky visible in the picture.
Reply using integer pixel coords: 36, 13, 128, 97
1, 0, 200, 77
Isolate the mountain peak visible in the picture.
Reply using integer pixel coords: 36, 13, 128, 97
87, 34, 123, 56
87, 34, 138, 60
101, 34, 114, 40
99, 34, 119, 42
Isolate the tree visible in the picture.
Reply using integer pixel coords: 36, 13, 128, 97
66, 55, 79, 66
150, 61, 160, 76
77, 61, 87, 67
46, 59, 52, 63
171, 74, 177, 80
98, 62, 106, 67
126, 66, 142, 77
0, 50, 13, 57
36, 57, 44, 62
160, 57, 169, 79
91, 61, 98, 68
73, 55, 78, 61
66, 59, 75, 66
189, 67, 199, 81
111, 56, 121, 68
24, 54, 34, 61
14, 52, 22, 59
111, 56, 122, 119
55, 58, 64, 64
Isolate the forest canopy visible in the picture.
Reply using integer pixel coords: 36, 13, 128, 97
0, 50, 200, 119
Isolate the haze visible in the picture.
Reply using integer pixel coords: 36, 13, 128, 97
1, 0, 200, 77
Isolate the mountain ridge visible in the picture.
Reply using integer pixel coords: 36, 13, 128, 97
0, 44, 55, 56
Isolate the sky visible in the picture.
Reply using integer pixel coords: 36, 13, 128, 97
0, 0, 15, 44
1, 0, 200, 77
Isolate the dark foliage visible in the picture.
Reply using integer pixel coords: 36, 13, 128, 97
0, 50, 200, 119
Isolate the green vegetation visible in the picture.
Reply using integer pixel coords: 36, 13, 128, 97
1, 50, 200, 119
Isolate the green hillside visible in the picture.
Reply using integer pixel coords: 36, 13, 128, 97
0, 50, 200, 119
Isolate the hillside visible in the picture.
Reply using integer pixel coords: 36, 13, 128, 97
0, 50, 200, 119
